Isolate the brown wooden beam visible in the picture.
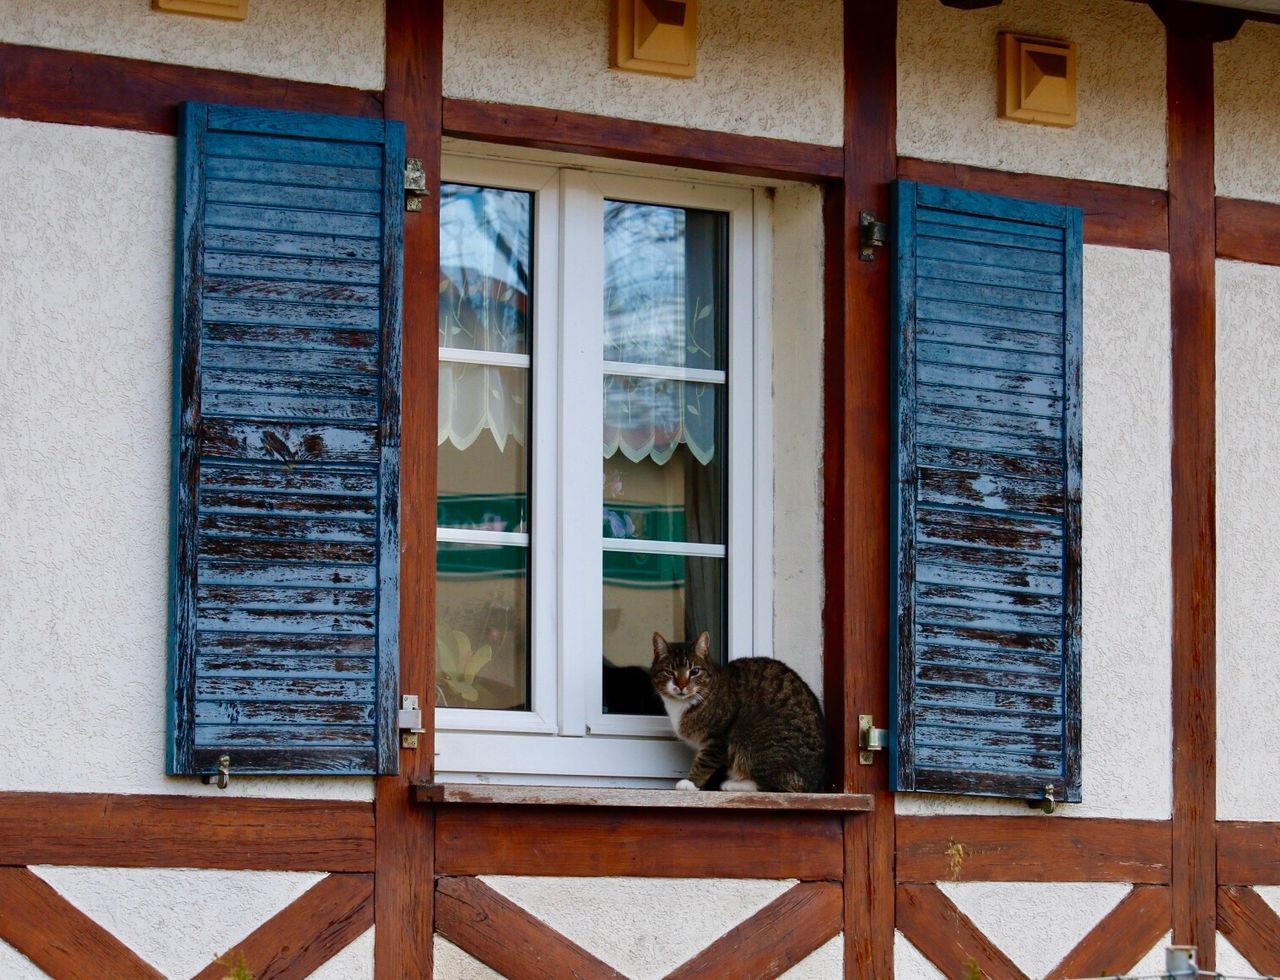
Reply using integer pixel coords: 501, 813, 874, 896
1218, 822, 1280, 885
442, 97, 843, 183
434, 806, 844, 879
435, 876, 625, 980
0, 792, 373, 872
895, 883, 1028, 980
666, 881, 843, 980
0, 42, 381, 135
0, 866, 163, 980
1217, 885, 1280, 974
898, 157, 1170, 251
1045, 885, 1172, 979
1166, 24, 1219, 966
191, 873, 374, 980
1216, 197, 1280, 267
895, 816, 1172, 883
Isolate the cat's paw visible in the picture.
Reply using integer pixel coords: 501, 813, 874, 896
720, 779, 760, 792
675, 779, 699, 791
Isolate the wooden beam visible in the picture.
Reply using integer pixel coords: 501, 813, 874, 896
1216, 197, 1280, 267
0, 866, 163, 980
1046, 885, 1172, 979
830, 1, 898, 975
376, 3, 442, 978
191, 874, 374, 980
898, 157, 1170, 251
1217, 885, 1280, 974
415, 782, 872, 811
0, 792, 373, 872
435, 806, 844, 879
1218, 822, 1280, 885
1166, 24, 1219, 965
895, 883, 1028, 980
895, 816, 1172, 883
0, 42, 381, 135
435, 876, 625, 980
442, 98, 843, 183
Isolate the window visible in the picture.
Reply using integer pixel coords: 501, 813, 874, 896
434, 155, 767, 784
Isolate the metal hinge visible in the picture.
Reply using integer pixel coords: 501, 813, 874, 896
200, 754, 231, 790
404, 158, 428, 212
859, 210, 888, 261
1029, 783, 1058, 814
858, 714, 888, 765
398, 694, 425, 748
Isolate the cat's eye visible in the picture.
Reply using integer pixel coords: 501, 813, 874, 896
689, 667, 703, 677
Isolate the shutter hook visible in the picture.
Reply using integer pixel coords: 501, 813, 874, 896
1028, 783, 1056, 814
201, 754, 231, 790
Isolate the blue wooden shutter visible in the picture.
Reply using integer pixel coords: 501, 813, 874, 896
891, 180, 1082, 802
168, 103, 403, 777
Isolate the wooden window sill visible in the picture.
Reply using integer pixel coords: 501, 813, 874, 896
413, 782, 873, 812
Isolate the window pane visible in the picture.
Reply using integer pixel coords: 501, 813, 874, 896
601, 555, 725, 715
440, 183, 532, 355
603, 376, 724, 544
436, 543, 529, 711
438, 363, 528, 532
603, 202, 727, 371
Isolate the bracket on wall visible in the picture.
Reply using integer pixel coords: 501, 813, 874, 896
404, 158, 429, 212
859, 211, 888, 262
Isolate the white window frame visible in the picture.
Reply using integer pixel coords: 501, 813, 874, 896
435, 153, 773, 785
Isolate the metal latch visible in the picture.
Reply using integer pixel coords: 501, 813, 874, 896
399, 695, 425, 748
201, 754, 231, 790
404, 158, 428, 212
858, 714, 888, 765
859, 210, 888, 261
1029, 783, 1057, 814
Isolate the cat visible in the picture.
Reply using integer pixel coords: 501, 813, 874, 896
650, 631, 826, 793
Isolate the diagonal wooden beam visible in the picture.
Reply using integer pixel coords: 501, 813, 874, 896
1046, 885, 1171, 979
0, 866, 163, 980
666, 881, 842, 979
435, 876, 625, 980
191, 873, 374, 980
896, 883, 1028, 980
1217, 885, 1280, 974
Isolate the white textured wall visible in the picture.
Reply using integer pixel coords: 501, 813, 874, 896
898, 246, 1173, 819
0, 0, 383, 90
1216, 21, 1280, 204
443, 0, 843, 146
0, 117, 371, 801
1217, 260, 1280, 821
898, 0, 1167, 188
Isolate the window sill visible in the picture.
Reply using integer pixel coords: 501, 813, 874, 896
413, 781, 873, 812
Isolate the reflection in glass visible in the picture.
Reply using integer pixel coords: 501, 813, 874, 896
438, 364, 528, 531
603, 202, 727, 370
440, 183, 532, 354
602, 555, 725, 714
436, 543, 529, 711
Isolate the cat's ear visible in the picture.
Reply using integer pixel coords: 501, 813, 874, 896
693, 631, 711, 661
652, 632, 670, 662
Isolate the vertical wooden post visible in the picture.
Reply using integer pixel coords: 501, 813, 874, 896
378, 2, 443, 976
825, 1, 897, 974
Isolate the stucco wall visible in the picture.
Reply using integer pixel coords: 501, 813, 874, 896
1216, 20, 1280, 205
898, 0, 1167, 188
443, 0, 843, 147
897, 245, 1174, 819
1217, 259, 1280, 821
0, 0, 383, 90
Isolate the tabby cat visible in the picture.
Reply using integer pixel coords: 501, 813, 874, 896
650, 631, 826, 793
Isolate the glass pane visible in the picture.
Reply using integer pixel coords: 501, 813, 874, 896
603, 376, 724, 544
601, 555, 725, 715
436, 543, 529, 711
438, 363, 528, 531
603, 202, 727, 370
440, 183, 532, 355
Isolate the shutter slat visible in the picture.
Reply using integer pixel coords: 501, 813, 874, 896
168, 102, 402, 778
893, 179, 1082, 802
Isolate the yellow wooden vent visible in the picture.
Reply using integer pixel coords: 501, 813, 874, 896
998, 32, 1077, 128
612, 0, 697, 79
153, 0, 247, 21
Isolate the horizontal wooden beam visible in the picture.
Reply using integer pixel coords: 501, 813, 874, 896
896, 882, 1028, 980
896, 816, 1171, 883
1217, 885, 1280, 974
0, 42, 382, 135
1046, 885, 1171, 979
1216, 196, 1280, 267
443, 97, 844, 183
415, 782, 872, 811
1218, 821, 1280, 885
0, 792, 374, 872
898, 156, 1170, 251
435, 876, 625, 980
436, 805, 844, 879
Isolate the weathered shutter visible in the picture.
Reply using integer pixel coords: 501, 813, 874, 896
890, 180, 1082, 802
168, 103, 403, 777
